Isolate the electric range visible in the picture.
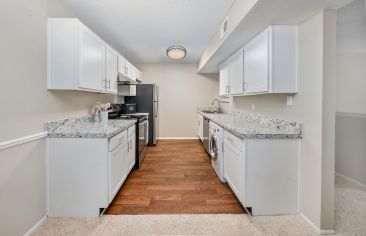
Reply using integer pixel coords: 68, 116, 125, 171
108, 104, 149, 169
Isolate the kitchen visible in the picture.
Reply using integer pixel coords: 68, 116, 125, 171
1, 0, 365, 236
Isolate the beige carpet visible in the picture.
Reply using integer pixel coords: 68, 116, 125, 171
31, 214, 318, 236
335, 174, 366, 235
32, 175, 366, 236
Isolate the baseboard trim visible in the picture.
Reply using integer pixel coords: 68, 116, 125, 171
0, 132, 48, 151
320, 230, 336, 235
300, 213, 335, 235
23, 215, 46, 236
300, 213, 321, 234
336, 111, 366, 119
158, 137, 199, 140
336, 172, 366, 189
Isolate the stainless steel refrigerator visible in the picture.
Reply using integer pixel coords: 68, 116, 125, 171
125, 84, 159, 146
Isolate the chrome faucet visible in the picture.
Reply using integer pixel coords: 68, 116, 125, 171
211, 98, 222, 113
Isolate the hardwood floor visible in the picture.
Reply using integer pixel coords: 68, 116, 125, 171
105, 140, 245, 215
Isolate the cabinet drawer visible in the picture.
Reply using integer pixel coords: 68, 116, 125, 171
224, 131, 243, 151
109, 130, 127, 151
128, 125, 136, 137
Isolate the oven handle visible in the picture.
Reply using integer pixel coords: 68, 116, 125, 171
145, 120, 149, 145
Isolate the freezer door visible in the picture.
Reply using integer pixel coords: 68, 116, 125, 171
153, 101, 159, 144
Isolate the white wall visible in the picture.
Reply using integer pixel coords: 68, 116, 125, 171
0, 0, 115, 235
337, 53, 366, 114
221, 11, 337, 231
336, 0, 366, 114
335, 0, 366, 186
138, 64, 219, 138
198, 0, 258, 71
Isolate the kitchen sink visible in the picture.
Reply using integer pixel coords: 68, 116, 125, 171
200, 109, 222, 114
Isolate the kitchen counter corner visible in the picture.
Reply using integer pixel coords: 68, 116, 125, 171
46, 116, 137, 139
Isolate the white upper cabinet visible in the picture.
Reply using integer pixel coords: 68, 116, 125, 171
117, 55, 126, 78
220, 49, 244, 96
219, 62, 230, 97
78, 24, 106, 92
131, 64, 138, 82
136, 70, 143, 83
219, 25, 298, 97
105, 45, 118, 94
48, 18, 142, 93
244, 28, 270, 94
117, 55, 143, 83
125, 61, 134, 81
244, 25, 298, 95
48, 18, 105, 92
228, 50, 244, 95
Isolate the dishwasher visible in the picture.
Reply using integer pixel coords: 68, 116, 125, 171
202, 116, 210, 154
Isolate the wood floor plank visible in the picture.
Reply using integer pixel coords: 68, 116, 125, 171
105, 140, 245, 215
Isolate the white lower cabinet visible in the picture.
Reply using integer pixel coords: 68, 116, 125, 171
223, 130, 299, 215
48, 126, 135, 217
224, 140, 245, 202
109, 133, 128, 203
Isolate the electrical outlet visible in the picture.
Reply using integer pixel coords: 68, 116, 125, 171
287, 96, 293, 107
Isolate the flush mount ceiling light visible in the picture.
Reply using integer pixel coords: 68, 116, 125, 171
166, 46, 187, 60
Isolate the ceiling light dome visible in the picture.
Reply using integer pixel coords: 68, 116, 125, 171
166, 46, 187, 60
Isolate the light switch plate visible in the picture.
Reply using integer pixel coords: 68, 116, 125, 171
251, 103, 256, 110
287, 96, 293, 106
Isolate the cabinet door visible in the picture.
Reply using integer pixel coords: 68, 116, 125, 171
137, 70, 143, 82
244, 28, 270, 94
125, 61, 135, 81
128, 134, 136, 172
229, 50, 244, 95
219, 64, 229, 96
130, 65, 137, 81
78, 25, 105, 91
224, 142, 244, 202
109, 143, 125, 203
105, 46, 118, 94
118, 55, 126, 77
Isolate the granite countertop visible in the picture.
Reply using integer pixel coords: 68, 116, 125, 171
47, 116, 137, 139
198, 110, 302, 139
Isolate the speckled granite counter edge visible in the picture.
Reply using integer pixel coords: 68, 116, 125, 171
199, 111, 302, 139
46, 115, 137, 139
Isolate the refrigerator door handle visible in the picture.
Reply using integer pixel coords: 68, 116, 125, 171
156, 102, 158, 118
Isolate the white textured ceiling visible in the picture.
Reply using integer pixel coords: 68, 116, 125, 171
64, 0, 235, 64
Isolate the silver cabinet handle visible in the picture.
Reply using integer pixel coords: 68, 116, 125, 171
102, 79, 107, 89
107, 80, 111, 89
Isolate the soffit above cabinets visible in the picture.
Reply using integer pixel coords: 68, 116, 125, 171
63, 0, 235, 64
198, 0, 355, 73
